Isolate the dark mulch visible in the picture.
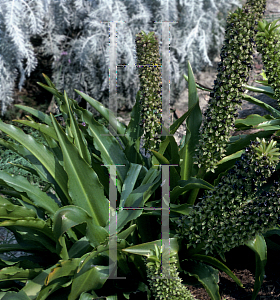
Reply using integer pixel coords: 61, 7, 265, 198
186, 244, 280, 300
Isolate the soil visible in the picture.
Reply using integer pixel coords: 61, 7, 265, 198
2, 1, 280, 299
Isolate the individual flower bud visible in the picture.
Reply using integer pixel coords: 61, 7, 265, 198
135, 31, 162, 155
145, 244, 197, 300
255, 19, 280, 106
194, 0, 267, 173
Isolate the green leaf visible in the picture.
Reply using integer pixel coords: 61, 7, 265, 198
78, 291, 99, 300
53, 206, 108, 249
119, 163, 143, 208
125, 91, 144, 145
170, 177, 213, 203
70, 101, 131, 194
35, 277, 71, 300
14, 105, 53, 127
191, 254, 243, 288
50, 114, 109, 232
69, 263, 109, 300
64, 91, 91, 165
0, 121, 71, 205
0, 266, 42, 282
216, 150, 243, 166
45, 259, 80, 286
0, 202, 37, 219
22, 266, 53, 299
122, 238, 179, 257
241, 93, 280, 118
1, 290, 31, 300
0, 171, 59, 216
183, 259, 220, 300
114, 168, 162, 233
245, 234, 267, 300
180, 61, 202, 181
73, 90, 127, 145
235, 114, 270, 128
13, 120, 58, 141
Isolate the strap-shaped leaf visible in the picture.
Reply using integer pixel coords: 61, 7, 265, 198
245, 234, 267, 300
70, 101, 130, 193
0, 121, 71, 205
14, 104, 53, 126
50, 115, 109, 229
13, 120, 58, 141
64, 91, 91, 165
0, 171, 59, 216
53, 206, 108, 248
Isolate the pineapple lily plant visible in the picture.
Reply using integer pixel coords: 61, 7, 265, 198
1, 0, 280, 299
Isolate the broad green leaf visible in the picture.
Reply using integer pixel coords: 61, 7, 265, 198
245, 234, 267, 300
180, 61, 202, 181
45, 259, 80, 285
182, 259, 220, 300
114, 170, 162, 233
125, 91, 144, 145
119, 163, 143, 208
1, 290, 31, 300
235, 114, 270, 128
0, 219, 53, 240
69, 100, 131, 194
241, 94, 280, 118
150, 147, 181, 194
14, 105, 53, 127
13, 120, 58, 141
78, 291, 99, 300
36, 277, 71, 300
22, 267, 53, 299
123, 238, 179, 257
0, 171, 59, 216
243, 83, 274, 96
191, 254, 243, 288
69, 264, 109, 300
0, 121, 70, 205
64, 91, 91, 165
50, 114, 109, 232
216, 150, 243, 165
0, 203, 37, 219
0, 266, 42, 281
74, 90, 127, 145
53, 206, 108, 249
170, 177, 214, 203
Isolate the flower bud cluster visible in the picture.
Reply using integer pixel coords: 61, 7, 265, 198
179, 137, 280, 256
145, 245, 196, 300
135, 31, 162, 155
195, 0, 267, 173
255, 19, 280, 106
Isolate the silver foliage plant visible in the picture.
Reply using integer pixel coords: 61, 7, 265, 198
0, 0, 243, 116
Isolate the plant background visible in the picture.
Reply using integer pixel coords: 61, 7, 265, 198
1, 0, 280, 299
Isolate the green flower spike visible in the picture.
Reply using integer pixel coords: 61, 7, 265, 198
145, 244, 197, 300
135, 31, 162, 155
181, 137, 280, 256
255, 18, 280, 106
195, 0, 267, 173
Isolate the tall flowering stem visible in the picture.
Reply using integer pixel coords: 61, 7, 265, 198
179, 137, 280, 256
195, 0, 267, 173
135, 31, 162, 155
255, 19, 280, 106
